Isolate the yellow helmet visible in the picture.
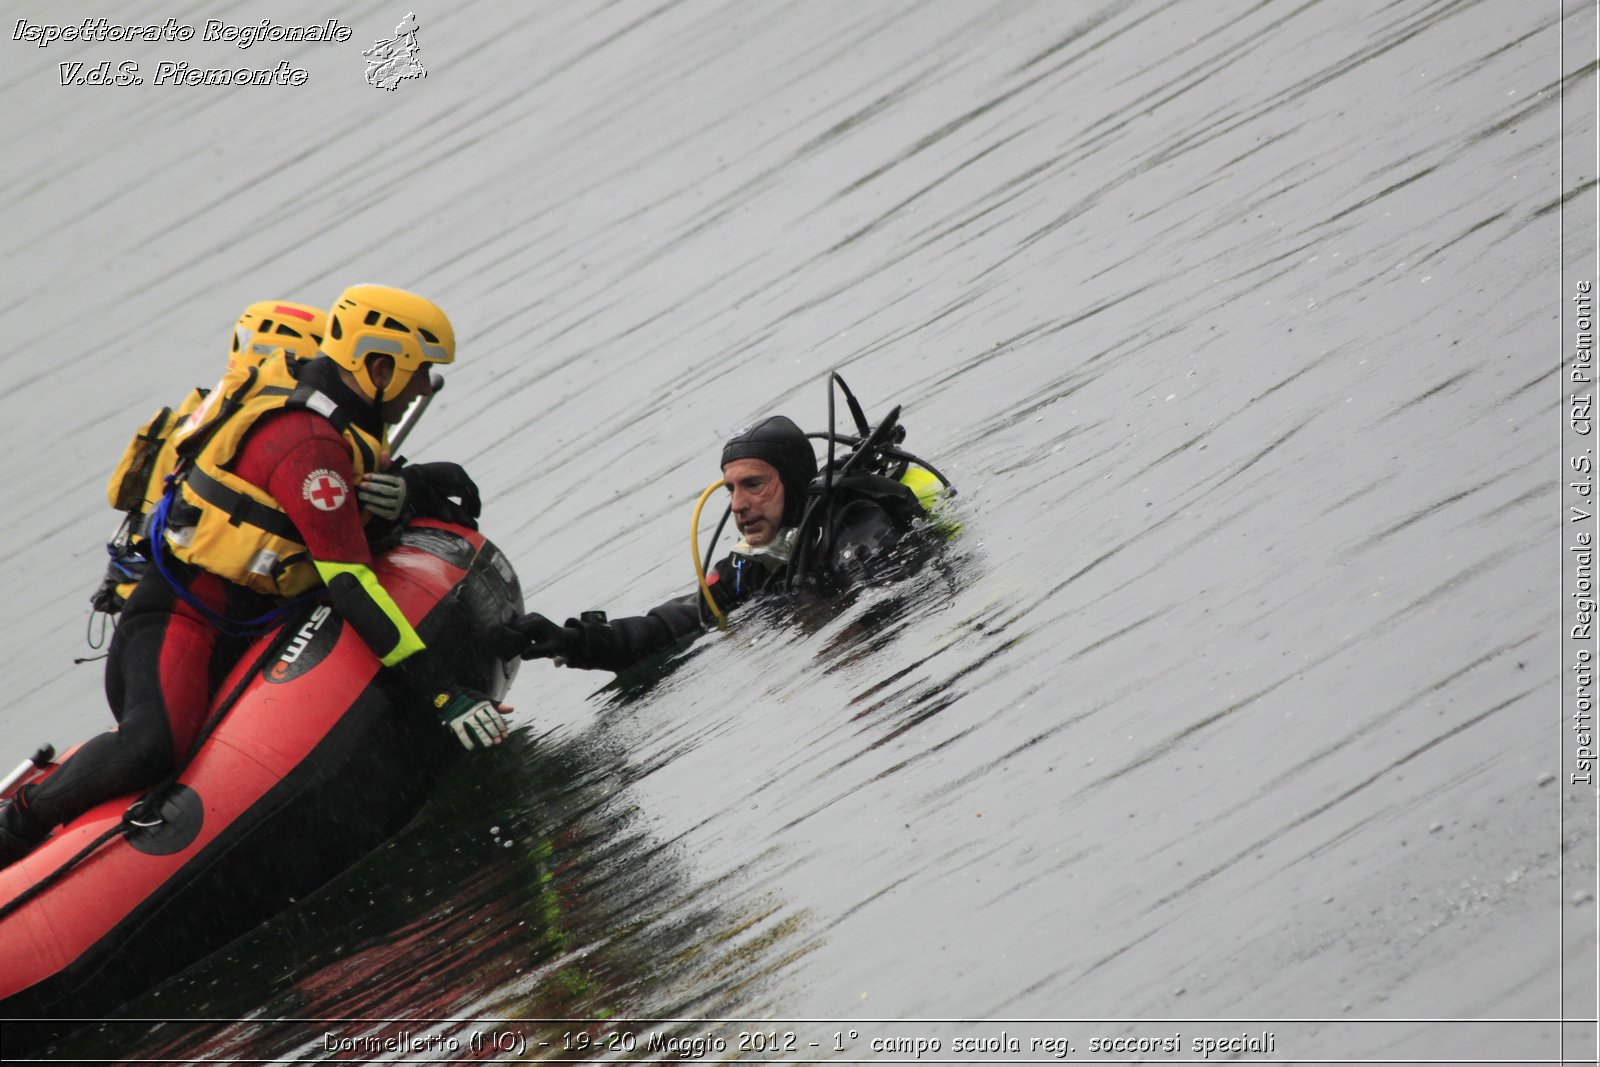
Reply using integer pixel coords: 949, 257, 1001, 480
320, 284, 454, 400
229, 300, 328, 372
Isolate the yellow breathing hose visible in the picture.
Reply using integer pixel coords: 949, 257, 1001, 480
691, 479, 728, 630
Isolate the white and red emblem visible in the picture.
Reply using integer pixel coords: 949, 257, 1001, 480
302, 468, 349, 511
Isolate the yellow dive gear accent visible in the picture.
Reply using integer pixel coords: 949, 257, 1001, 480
691, 479, 728, 631
900, 464, 960, 538
313, 559, 427, 666
898, 466, 942, 510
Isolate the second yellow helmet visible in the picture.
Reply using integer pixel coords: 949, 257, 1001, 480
230, 300, 328, 373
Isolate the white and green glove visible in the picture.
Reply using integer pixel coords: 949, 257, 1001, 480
432, 687, 510, 750
357, 472, 407, 522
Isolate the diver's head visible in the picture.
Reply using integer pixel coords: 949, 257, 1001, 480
721, 415, 817, 544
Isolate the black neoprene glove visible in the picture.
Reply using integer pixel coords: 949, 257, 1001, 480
400, 461, 482, 530
501, 611, 615, 669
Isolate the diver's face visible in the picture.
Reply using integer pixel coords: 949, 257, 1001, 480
724, 458, 785, 546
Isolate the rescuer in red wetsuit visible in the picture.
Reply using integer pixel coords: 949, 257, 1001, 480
0, 285, 506, 868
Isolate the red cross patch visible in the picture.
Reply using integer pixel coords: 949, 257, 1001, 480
302, 468, 349, 512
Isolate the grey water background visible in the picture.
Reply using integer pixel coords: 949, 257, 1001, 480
0, 0, 1593, 1063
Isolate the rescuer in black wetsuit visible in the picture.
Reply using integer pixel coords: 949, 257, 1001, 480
503, 415, 934, 674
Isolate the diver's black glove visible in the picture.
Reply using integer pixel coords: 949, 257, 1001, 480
503, 612, 580, 661
400, 462, 482, 530
502, 611, 615, 669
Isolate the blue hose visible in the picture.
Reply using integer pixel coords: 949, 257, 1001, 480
146, 489, 312, 637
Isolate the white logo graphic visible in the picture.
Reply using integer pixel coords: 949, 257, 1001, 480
303, 469, 349, 511
363, 13, 425, 91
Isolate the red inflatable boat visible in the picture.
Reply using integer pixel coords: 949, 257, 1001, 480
0, 520, 522, 1056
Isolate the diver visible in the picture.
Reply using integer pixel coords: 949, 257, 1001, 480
502, 375, 954, 674
0, 285, 507, 868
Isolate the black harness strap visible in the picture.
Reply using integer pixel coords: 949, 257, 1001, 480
138, 408, 173, 448
182, 467, 303, 541
286, 382, 377, 472
173, 366, 258, 464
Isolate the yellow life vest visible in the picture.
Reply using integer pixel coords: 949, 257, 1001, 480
102, 387, 210, 605
106, 387, 209, 523
161, 354, 383, 598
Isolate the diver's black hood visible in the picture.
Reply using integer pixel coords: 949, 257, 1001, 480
721, 415, 818, 525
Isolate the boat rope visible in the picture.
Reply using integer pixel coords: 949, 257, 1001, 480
0, 625, 290, 922
0, 823, 129, 923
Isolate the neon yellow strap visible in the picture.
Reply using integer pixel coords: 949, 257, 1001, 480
314, 560, 427, 667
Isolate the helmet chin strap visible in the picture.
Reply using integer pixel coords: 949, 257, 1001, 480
362, 358, 388, 447
367, 355, 389, 412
